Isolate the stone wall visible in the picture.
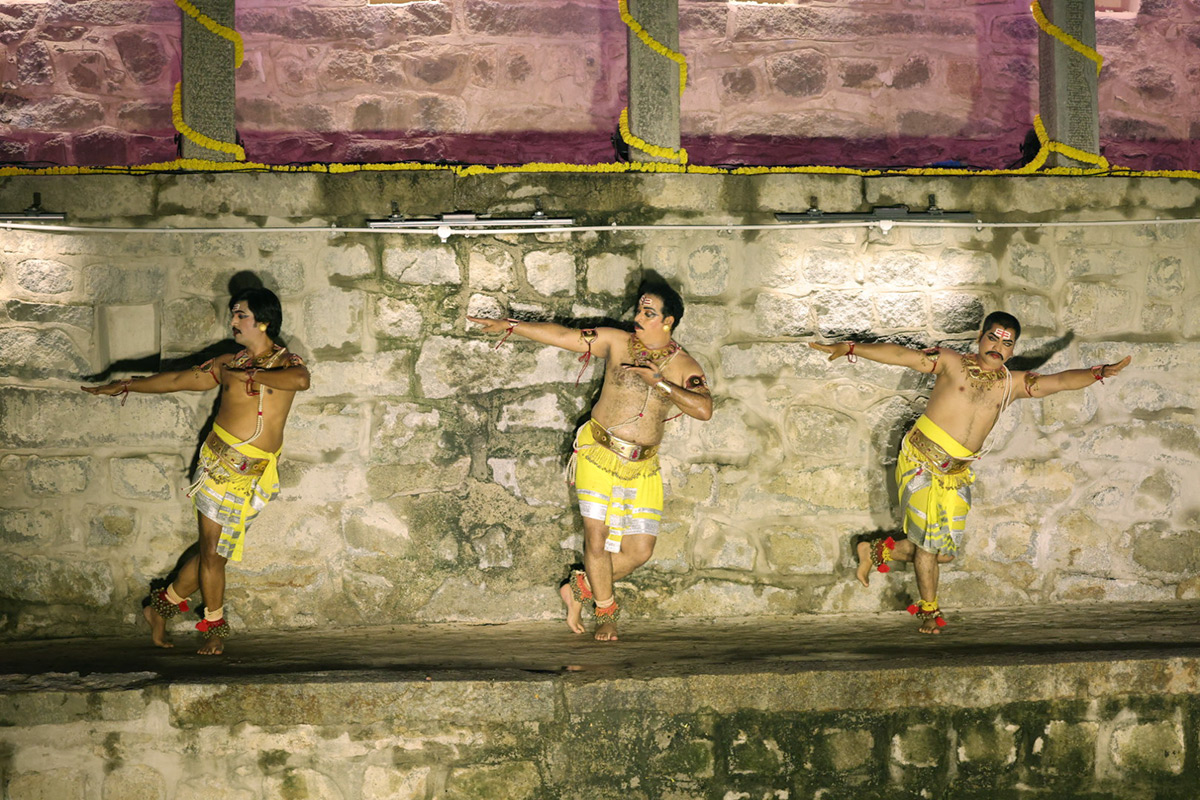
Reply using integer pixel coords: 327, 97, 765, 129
2, 657, 1199, 799
1, 170, 1199, 639
0, 0, 1196, 168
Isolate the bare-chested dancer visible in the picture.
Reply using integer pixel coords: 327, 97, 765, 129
811, 311, 1130, 634
83, 288, 310, 654
469, 279, 712, 641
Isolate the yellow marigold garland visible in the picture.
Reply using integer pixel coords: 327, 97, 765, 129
1030, 0, 1102, 76
617, 0, 688, 165
175, 0, 244, 67
172, 0, 245, 160
171, 83, 246, 160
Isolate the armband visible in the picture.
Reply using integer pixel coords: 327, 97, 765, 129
685, 375, 708, 390
1024, 371, 1042, 396
192, 358, 220, 384
575, 329, 598, 386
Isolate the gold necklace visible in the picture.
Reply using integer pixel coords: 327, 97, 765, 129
962, 353, 1006, 386
629, 333, 679, 365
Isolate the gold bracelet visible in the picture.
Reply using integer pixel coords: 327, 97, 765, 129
655, 379, 673, 396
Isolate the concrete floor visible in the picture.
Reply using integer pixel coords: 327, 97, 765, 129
3, 600, 1199, 692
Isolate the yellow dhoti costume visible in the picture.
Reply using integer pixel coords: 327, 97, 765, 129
570, 419, 663, 554
895, 414, 977, 558
188, 422, 281, 562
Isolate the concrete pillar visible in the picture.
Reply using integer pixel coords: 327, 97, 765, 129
180, 0, 239, 161
1036, 0, 1100, 168
626, 0, 681, 164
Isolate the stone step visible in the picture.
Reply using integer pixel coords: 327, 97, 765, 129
3, 601, 1200, 799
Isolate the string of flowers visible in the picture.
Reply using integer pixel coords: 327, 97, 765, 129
172, 0, 245, 160
6, 159, 1196, 180
171, 83, 246, 160
616, 0, 688, 165
1031, 0, 1102, 76
1024, 1, 1117, 172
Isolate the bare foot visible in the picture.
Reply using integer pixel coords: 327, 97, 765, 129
197, 636, 224, 655
594, 622, 619, 642
855, 540, 872, 587
918, 617, 942, 635
559, 582, 585, 634
142, 605, 174, 649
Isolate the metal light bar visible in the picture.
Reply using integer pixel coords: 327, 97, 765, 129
0, 192, 66, 222
775, 195, 976, 225
367, 210, 574, 230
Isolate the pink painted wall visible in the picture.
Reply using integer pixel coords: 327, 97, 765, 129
1, 0, 1196, 170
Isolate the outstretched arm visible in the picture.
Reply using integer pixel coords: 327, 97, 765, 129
808, 341, 942, 374
467, 316, 618, 359
1017, 355, 1131, 399
235, 364, 311, 393
81, 363, 221, 397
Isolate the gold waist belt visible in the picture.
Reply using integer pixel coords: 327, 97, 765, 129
908, 427, 973, 474
200, 430, 270, 484
589, 420, 658, 462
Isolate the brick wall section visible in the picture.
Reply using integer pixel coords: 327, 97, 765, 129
0, 1, 1196, 168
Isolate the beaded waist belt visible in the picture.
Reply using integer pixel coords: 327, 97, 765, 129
907, 427, 973, 473
200, 429, 271, 483
588, 420, 658, 462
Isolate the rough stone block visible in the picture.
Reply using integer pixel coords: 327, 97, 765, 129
84, 265, 166, 304
162, 297, 218, 351
26, 455, 92, 494
321, 241, 375, 279
1006, 241, 1055, 287
102, 764, 167, 800
586, 252, 636, 295
367, 458, 471, 499
874, 291, 928, 330
819, 727, 874, 772
383, 244, 460, 285
309, 351, 412, 399
303, 287, 363, 352
1146, 255, 1185, 300
360, 765, 431, 800
693, 523, 757, 571
685, 243, 730, 297
497, 391, 569, 431
287, 402, 364, 461
0, 553, 113, 606
0, 327, 91, 380
939, 248, 999, 285
720, 343, 815, 379
4, 299, 94, 330
0, 508, 59, 545
1062, 283, 1135, 336
753, 292, 812, 337
763, 528, 834, 575
6, 769, 88, 800
263, 769, 344, 800
784, 405, 861, 458
467, 246, 515, 292
110, 455, 176, 500
373, 296, 423, 341
87, 504, 137, 546
811, 289, 873, 337
416, 335, 583, 399
524, 250, 575, 296
931, 291, 986, 334
866, 251, 931, 287
657, 579, 791, 617
1109, 716, 1185, 775
1131, 525, 1200, 574
1, 387, 196, 449
1033, 720, 1097, 779
892, 723, 944, 768
957, 717, 1017, 767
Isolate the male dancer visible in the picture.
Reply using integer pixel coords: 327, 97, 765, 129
83, 288, 310, 654
469, 279, 712, 641
811, 311, 1130, 633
